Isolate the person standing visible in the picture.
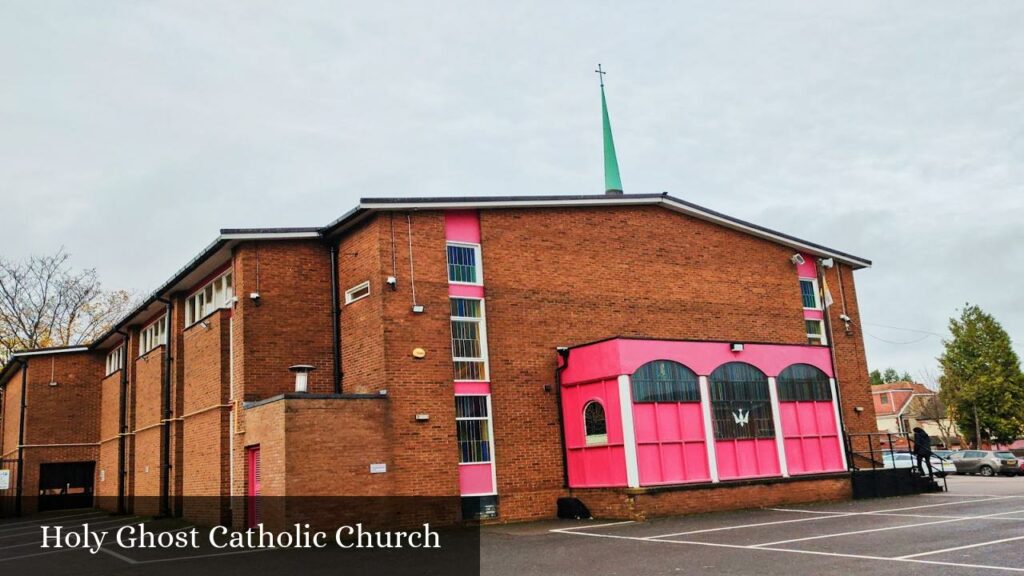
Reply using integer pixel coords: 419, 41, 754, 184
913, 427, 933, 477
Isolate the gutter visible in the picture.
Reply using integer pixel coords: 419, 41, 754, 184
157, 298, 173, 518
554, 347, 571, 488
15, 359, 27, 517
329, 243, 343, 394
116, 331, 130, 515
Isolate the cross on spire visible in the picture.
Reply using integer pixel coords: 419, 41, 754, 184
595, 63, 606, 88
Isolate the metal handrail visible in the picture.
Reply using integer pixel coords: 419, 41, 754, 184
844, 431, 948, 492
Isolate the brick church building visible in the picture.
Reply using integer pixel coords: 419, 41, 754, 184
0, 193, 877, 524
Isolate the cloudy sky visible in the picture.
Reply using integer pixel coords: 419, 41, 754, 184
2, 1, 1021, 382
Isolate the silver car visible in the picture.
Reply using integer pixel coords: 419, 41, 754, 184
949, 450, 1019, 477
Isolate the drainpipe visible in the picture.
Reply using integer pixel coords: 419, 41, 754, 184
14, 358, 27, 517
116, 331, 130, 515
554, 347, 571, 488
818, 262, 850, 462
329, 243, 343, 394
157, 298, 173, 517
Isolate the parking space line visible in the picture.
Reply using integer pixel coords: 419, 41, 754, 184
555, 527, 1024, 573
750, 508, 1024, 547
896, 534, 1024, 560
0, 515, 141, 541
0, 512, 105, 532
550, 521, 635, 533
645, 512, 856, 538
773, 506, 1024, 521
98, 545, 139, 564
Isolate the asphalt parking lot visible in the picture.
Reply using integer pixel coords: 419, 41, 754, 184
1, 476, 1020, 575
482, 475, 1024, 575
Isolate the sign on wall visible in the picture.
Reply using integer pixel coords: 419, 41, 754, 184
0, 469, 10, 490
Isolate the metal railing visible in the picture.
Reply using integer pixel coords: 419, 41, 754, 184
844, 431, 948, 492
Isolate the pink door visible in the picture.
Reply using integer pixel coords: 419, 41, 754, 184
247, 446, 261, 527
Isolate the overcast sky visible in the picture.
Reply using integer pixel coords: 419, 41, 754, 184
2, 1, 1021, 382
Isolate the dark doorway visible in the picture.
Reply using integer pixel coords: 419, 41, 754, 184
38, 462, 95, 511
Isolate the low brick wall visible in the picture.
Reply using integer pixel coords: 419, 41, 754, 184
569, 474, 852, 521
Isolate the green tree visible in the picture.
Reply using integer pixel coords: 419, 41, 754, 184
869, 369, 884, 385
883, 368, 900, 383
938, 304, 1024, 447
901, 371, 914, 382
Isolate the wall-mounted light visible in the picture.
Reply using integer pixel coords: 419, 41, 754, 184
820, 258, 835, 269
200, 320, 211, 330
415, 414, 430, 422
730, 343, 745, 353
854, 406, 865, 413
790, 253, 805, 266
412, 305, 425, 314
288, 364, 316, 393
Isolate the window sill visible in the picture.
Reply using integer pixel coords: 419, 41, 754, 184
138, 344, 165, 360
448, 281, 484, 288
184, 306, 230, 332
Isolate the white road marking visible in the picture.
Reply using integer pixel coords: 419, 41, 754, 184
0, 512, 104, 531
646, 512, 856, 538
555, 527, 1024, 573
98, 545, 139, 564
0, 515, 141, 541
550, 520, 635, 532
896, 534, 1024, 559
750, 508, 1024, 547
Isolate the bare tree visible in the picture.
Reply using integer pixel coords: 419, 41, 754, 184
0, 248, 134, 363
912, 395, 959, 449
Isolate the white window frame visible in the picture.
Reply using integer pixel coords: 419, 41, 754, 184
105, 345, 124, 376
140, 315, 167, 356
799, 278, 821, 310
446, 242, 483, 286
806, 318, 827, 346
450, 297, 489, 382
344, 280, 371, 304
454, 393, 498, 496
185, 270, 234, 327
583, 400, 609, 446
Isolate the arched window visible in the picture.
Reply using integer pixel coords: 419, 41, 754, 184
632, 360, 700, 402
777, 364, 832, 401
709, 362, 774, 440
583, 401, 608, 446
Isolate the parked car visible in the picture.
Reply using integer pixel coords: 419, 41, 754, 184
947, 450, 1018, 477
882, 451, 956, 477
932, 449, 957, 460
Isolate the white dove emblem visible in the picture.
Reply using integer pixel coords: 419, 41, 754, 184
732, 409, 749, 426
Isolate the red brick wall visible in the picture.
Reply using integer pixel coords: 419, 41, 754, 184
181, 307, 231, 524
339, 218, 387, 394
4, 352, 104, 514
0, 366, 22, 461
233, 241, 335, 400
574, 476, 852, 520
97, 370, 122, 501
132, 346, 165, 515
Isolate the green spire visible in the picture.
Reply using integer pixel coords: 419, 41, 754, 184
596, 64, 623, 195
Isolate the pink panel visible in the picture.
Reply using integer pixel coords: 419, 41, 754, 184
780, 401, 844, 475
633, 402, 708, 485
803, 309, 824, 320
458, 463, 494, 495
562, 378, 628, 487
715, 439, 780, 480
563, 339, 834, 384
796, 254, 817, 278
449, 284, 485, 298
444, 210, 481, 243
454, 382, 490, 394
615, 339, 834, 378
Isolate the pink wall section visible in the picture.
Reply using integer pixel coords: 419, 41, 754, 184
562, 339, 834, 383
633, 403, 709, 485
561, 377, 628, 488
715, 438, 781, 480
454, 382, 490, 394
458, 463, 494, 495
780, 401, 844, 475
449, 284, 485, 298
444, 210, 482, 243
796, 253, 817, 279
561, 338, 842, 489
